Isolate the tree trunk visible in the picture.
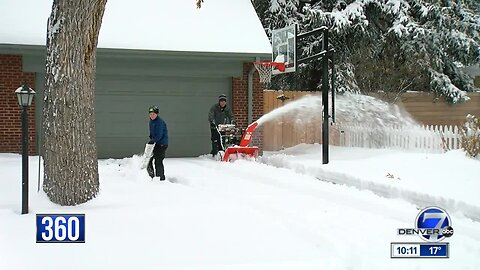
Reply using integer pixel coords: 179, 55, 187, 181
43, 0, 107, 205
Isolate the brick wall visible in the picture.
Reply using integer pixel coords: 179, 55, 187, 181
232, 63, 264, 153
0, 54, 36, 155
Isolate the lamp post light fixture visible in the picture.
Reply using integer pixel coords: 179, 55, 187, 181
15, 84, 35, 215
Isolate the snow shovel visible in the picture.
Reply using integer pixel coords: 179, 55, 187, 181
140, 143, 155, 169
223, 122, 259, 162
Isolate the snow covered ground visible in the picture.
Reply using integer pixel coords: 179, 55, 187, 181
1, 146, 479, 270
262, 144, 480, 222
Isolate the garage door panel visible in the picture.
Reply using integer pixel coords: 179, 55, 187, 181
97, 134, 211, 158
95, 76, 231, 158
96, 75, 229, 95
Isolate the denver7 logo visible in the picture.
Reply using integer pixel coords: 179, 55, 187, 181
416, 207, 452, 242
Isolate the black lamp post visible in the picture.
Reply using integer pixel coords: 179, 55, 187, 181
15, 84, 35, 215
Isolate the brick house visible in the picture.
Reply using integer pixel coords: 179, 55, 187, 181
0, 0, 270, 158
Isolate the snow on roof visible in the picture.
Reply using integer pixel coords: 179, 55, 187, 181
0, 0, 271, 54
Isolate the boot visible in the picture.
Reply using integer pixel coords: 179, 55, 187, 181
147, 166, 154, 178
210, 141, 218, 156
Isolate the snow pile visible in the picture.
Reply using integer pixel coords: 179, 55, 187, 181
262, 144, 480, 221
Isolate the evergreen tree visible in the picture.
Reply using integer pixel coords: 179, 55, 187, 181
252, 0, 480, 103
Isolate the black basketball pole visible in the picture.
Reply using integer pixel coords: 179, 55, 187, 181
321, 28, 329, 164
292, 24, 334, 164
331, 49, 336, 123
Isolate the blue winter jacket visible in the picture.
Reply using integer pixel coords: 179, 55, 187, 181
149, 116, 168, 145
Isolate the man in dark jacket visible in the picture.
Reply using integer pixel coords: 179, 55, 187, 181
147, 105, 169, 180
208, 94, 236, 156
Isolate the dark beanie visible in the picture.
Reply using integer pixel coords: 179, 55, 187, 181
148, 105, 159, 114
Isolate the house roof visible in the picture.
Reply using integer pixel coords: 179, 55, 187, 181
0, 0, 271, 54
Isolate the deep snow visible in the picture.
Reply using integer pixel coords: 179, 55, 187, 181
1, 146, 479, 269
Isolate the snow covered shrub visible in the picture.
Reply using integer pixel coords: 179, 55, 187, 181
461, 114, 480, 158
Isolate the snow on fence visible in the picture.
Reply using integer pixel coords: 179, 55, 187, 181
336, 124, 462, 153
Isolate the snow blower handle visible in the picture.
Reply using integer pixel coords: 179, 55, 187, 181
239, 122, 258, 147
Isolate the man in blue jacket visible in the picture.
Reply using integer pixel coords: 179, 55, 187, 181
147, 105, 169, 180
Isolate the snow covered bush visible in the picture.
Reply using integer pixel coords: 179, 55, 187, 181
461, 114, 480, 158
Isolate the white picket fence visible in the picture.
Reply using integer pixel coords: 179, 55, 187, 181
336, 124, 462, 153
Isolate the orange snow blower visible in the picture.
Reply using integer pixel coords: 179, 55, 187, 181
222, 121, 259, 162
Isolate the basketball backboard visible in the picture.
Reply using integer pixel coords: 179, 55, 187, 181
271, 24, 297, 75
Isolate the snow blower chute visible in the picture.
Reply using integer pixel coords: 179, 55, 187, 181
222, 121, 259, 162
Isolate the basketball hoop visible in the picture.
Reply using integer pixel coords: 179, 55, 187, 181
253, 62, 286, 85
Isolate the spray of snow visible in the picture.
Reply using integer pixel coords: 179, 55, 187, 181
256, 95, 322, 126
257, 93, 419, 128
256, 93, 446, 151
